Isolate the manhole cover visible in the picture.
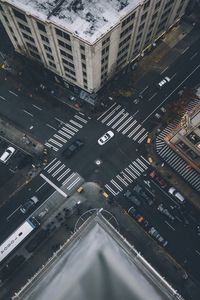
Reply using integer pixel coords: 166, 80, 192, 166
95, 159, 102, 166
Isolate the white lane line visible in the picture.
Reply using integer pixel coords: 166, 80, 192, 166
44, 158, 57, 170
165, 221, 175, 231
110, 179, 123, 192
8, 90, 18, 97
47, 160, 61, 173
35, 182, 46, 192
132, 110, 139, 117
0, 95, 6, 100
97, 102, 117, 120
70, 119, 83, 128
32, 104, 42, 111
44, 142, 58, 151
23, 109, 33, 117
148, 92, 157, 102
195, 250, 200, 256
7, 206, 22, 221
54, 134, 67, 143
140, 85, 149, 94
40, 173, 67, 197
49, 138, 62, 147
57, 168, 71, 181
67, 177, 81, 190
170, 73, 177, 80
105, 184, 119, 196
182, 46, 189, 54
190, 52, 198, 60
74, 115, 88, 123
116, 175, 128, 187
55, 117, 65, 124
142, 63, 200, 124
140, 155, 150, 165
62, 173, 76, 186
160, 66, 168, 75
46, 123, 57, 131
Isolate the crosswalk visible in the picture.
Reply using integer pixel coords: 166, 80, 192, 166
97, 103, 148, 144
43, 158, 82, 191
45, 112, 89, 152
105, 156, 150, 195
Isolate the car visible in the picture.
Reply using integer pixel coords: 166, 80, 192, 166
157, 203, 175, 221
128, 207, 144, 223
62, 139, 84, 158
149, 170, 167, 189
154, 113, 161, 119
148, 227, 168, 247
133, 184, 153, 206
160, 106, 166, 113
133, 98, 139, 104
0, 146, 15, 163
168, 187, 185, 204
158, 76, 170, 88
98, 131, 114, 146
124, 190, 141, 206
20, 196, 39, 214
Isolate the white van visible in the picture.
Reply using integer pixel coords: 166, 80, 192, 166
168, 187, 185, 204
0, 146, 15, 163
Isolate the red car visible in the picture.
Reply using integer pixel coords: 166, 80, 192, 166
149, 170, 167, 189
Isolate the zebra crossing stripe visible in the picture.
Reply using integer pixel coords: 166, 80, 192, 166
44, 158, 57, 170
112, 112, 129, 129
52, 164, 65, 177
64, 123, 78, 132
47, 160, 61, 173
105, 184, 119, 196
62, 173, 76, 186
70, 119, 83, 128
67, 177, 81, 190
125, 168, 137, 179
116, 175, 128, 186
132, 161, 143, 172
45, 142, 58, 151
49, 138, 62, 147
61, 126, 75, 136
128, 124, 141, 138
74, 115, 88, 123
121, 171, 133, 183
117, 116, 133, 132
57, 168, 71, 181
54, 134, 67, 143
107, 109, 125, 126
133, 128, 145, 141
138, 132, 148, 144
97, 102, 117, 121
110, 179, 123, 191
122, 120, 137, 134
129, 164, 140, 176
141, 155, 150, 165
102, 105, 121, 123
136, 158, 148, 170
58, 130, 71, 139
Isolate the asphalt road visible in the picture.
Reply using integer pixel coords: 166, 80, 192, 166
0, 30, 200, 283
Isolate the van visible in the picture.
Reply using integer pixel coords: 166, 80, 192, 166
168, 187, 185, 203
0, 146, 15, 163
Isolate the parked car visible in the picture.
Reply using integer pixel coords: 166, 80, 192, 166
168, 187, 185, 204
133, 184, 153, 205
157, 203, 175, 221
62, 139, 84, 158
98, 131, 114, 146
20, 196, 39, 214
148, 227, 168, 247
124, 190, 141, 206
127, 207, 144, 223
157, 76, 170, 88
0, 146, 15, 163
149, 170, 167, 189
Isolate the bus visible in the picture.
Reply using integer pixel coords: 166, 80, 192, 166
0, 217, 40, 263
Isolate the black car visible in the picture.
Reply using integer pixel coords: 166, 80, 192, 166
63, 139, 84, 158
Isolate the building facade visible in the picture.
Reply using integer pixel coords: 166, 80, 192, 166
0, 0, 189, 93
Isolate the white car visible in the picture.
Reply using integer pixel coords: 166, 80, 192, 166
168, 187, 185, 203
0, 146, 15, 163
98, 131, 114, 146
158, 76, 170, 88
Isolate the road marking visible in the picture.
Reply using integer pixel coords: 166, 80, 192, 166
140, 85, 149, 94
35, 182, 46, 192
57, 168, 71, 181
148, 92, 157, 101
49, 138, 62, 147
190, 52, 198, 60
105, 184, 119, 196
97, 102, 116, 120
132, 110, 139, 117
182, 46, 189, 54
8, 90, 18, 97
62, 173, 76, 186
67, 177, 81, 190
44, 142, 58, 151
55, 117, 65, 124
195, 250, 200, 256
160, 66, 168, 75
23, 109, 33, 117
0, 95, 6, 100
32, 104, 42, 111
110, 179, 123, 191
7, 206, 21, 221
165, 221, 175, 231
142, 63, 200, 124
46, 123, 57, 130
70, 119, 83, 128
171, 73, 177, 79
40, 173, 67, 197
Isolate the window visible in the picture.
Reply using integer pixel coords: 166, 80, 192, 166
9, 26, 14, 33
22, 32, 35, 42
4, 15, 9, 23
81, 54, 86, 60
161, 8, 171, 19
84, 84, 88, 90
141, 12, 147, 21
102, 46, 109, 55
138, 23, 145, 32
136, 32, 142, 41
146, 30, 152, 39
149, 21, 155, 30
37, 21, 46, 32
60, 49, 73, 60
164, 0, 174, 10
151, 12, 158, 20
0, 4, 4, 11
102, 37, 110, 46
62, 59, 74, 68
83, 71, 87, 77
83, 78, 87, 84
120, 24, 133, 38
13, 9, 27, 22
44, 44, 52, 52
55, 28, 70, 40
26, 42, 38, 52
65, 73, 76, 81
49, 61, 56, 68
119, 35, 131, 48
46, 53, 54, 60
58, 40, 72, 51
30, 51, 41, 60
135, 41, 140, 48
82, 63, 86, 69
64, 67, 75, 76
18, 23, 31, 33
155, 1, 161, 10
80, 45, 85, 50
144, 0, 150, 10
122, 12, 135, 27
41, 35, 49, 43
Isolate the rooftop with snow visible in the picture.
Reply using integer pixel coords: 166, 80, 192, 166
5, 0, 142, 43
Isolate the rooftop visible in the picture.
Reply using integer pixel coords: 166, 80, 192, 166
13, 210, 183, 300
5, 0, 142, 43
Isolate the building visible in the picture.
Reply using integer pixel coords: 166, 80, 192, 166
0, 0, 189, 94
165, 105, 200, 173
12, 209, 184, 300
